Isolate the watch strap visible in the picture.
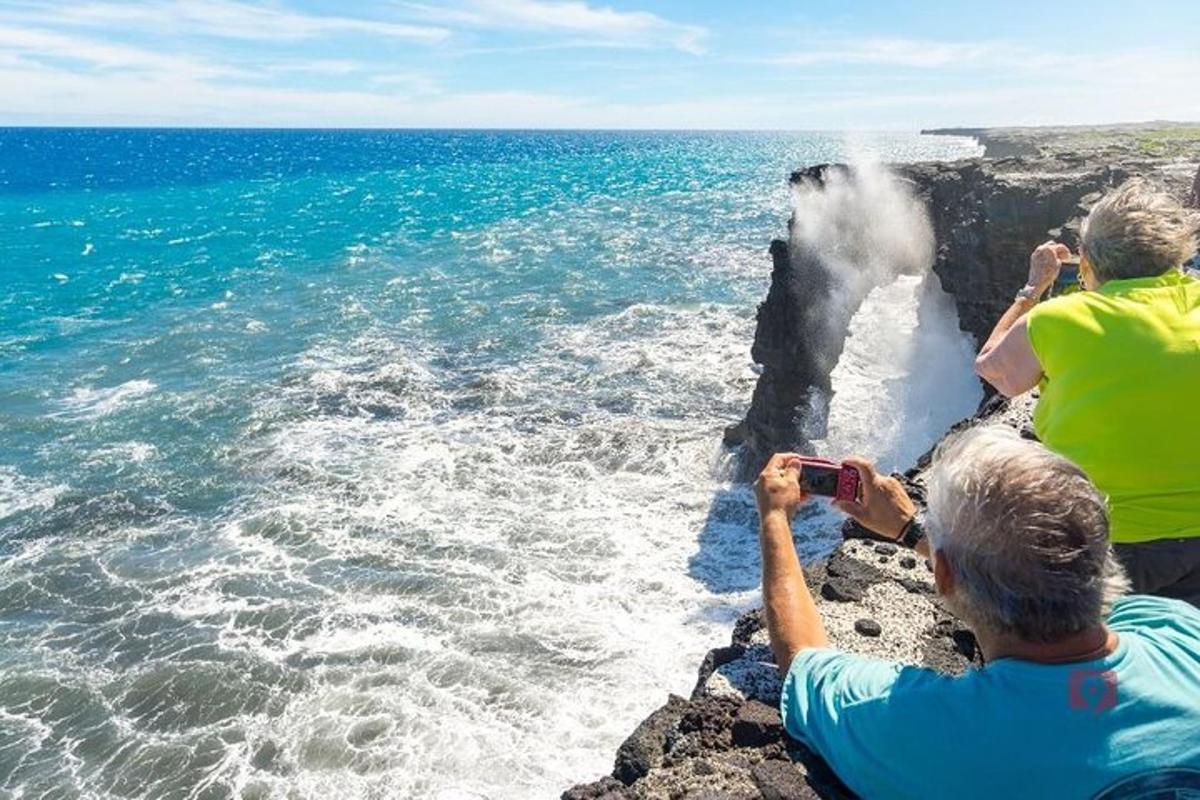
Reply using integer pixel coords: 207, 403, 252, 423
898, 515, 926, 549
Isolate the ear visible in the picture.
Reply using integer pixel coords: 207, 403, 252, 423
931, 550, 955, 598
1079, 250, 1101, 290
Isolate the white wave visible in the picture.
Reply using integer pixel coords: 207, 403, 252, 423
0, 466, 67, 521
127, 305, 760, 798
105, 285, 979, 799
819, 274, 982, 472
54, 379, 157, 420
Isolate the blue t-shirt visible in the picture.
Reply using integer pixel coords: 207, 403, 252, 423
781, 595, 1200, 799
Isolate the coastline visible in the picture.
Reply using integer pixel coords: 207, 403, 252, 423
564, 125, 1200, 799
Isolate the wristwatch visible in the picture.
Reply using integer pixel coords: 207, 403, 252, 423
1014, 284, 1041, 303
897, 515, 926, 550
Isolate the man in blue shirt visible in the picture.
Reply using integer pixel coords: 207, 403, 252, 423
755, 426, 1200, 799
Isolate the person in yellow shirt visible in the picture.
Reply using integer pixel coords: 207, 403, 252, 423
975, 179, 1200, 605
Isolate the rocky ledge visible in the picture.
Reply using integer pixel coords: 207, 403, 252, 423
563, 393, 1034, 800
728, 128, 1199, 476
566, 126, 1199, 800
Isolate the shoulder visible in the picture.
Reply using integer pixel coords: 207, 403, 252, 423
1028, 293, 1106, 327
781, 649, 982, 792
1109, 595, 1200, 634
1026, 293, 1110, 357
781, 648, 955, 735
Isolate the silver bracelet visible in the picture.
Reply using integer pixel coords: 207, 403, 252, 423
1014, 284, 1041, 303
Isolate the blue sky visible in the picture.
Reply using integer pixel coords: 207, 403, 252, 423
0, 0, 1197, 128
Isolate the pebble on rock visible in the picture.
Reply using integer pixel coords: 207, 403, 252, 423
854, 618, 882, 637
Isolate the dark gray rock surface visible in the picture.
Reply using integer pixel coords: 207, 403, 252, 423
563, 397, 1029, 800
566, 126, 1199, 800
730, 139, 1197, 472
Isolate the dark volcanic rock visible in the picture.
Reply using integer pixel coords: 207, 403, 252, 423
692, 645, 747, 698
731, 608, 767, 648
562, 776, 633, 800
567, 128, 1198, 800
752, 760, 823, 800
723, 236, 830, 478
675, 695, 743, 753
819, 578, 864, 603
613, 694, 689, 784
731, 701, 784, 748
853, 618, 882, 638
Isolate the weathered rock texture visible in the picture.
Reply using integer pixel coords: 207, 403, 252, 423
722, 166, 852, 478
903, 155, 1194, 348
564, 396, 1031, 800
730, 135, 1199, 473
568, 125, 1199, 800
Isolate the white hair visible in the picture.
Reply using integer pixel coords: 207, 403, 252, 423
925, 426, 1129, 642
1082, 178, 1199, 282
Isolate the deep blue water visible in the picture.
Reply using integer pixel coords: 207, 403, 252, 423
0, 129, 981, 798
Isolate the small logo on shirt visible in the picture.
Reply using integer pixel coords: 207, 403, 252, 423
1069, 669, 1118, 713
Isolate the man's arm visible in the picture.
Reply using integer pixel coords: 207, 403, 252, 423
754, 454, 828, 672
974, 241, 1066, 397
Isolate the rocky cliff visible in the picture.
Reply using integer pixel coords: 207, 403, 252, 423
563, 395, 1033, 800
729, 145, 1198, 473
565, 129, 1199, 800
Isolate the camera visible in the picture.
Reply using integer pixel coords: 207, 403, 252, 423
797, 457, 861, 502
1051, 255, 1083, 297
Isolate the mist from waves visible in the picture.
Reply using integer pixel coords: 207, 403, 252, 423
789, 159, 938, 396
0, 130, 988, 799
800, 159, 982, 550
0, 289, 980, 799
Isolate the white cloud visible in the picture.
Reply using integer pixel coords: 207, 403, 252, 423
771, 38, 1005, 69
2, 0, 450, 43
403, 0, 707, 54
2, 49, 1198, 129
0, 22, 243, 77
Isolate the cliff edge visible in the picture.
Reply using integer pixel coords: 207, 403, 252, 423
566, 127, 1199, 800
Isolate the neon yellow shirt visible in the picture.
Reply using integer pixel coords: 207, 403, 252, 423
1027, 269, 1200, 544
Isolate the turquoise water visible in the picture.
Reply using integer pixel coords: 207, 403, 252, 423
0, 129, 981, 798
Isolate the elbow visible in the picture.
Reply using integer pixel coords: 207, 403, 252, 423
974, 355, 1018, 398
973, 353, 997, 385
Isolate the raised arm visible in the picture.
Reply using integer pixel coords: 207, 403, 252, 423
974, 241, 1066, 397
754, 454, 828, 672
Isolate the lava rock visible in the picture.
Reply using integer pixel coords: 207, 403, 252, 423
692, 645, 747, 697
613, 694, 688, 784
732, 609, 766, 647
854, 618, 882, 638
731, 701, 784, 748
752, 760, 824, 800
873, 543, 897, 556
561, 776, 633, 800
676, 695, 742, 753
899, 556, 918, 569
820, 578, 863, 603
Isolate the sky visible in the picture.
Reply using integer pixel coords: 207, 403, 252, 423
0, 0, 1197, 129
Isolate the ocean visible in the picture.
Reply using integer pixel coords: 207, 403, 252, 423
0, 129, 982, 799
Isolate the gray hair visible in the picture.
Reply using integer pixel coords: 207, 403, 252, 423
925, 426, 1128, 643
1081, 178, 1199, 282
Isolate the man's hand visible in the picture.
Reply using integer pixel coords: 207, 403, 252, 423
754, 453, 808, 523
1027, 240, 1073, 297
832, 457, 915, 540
755, 452, 828, 668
